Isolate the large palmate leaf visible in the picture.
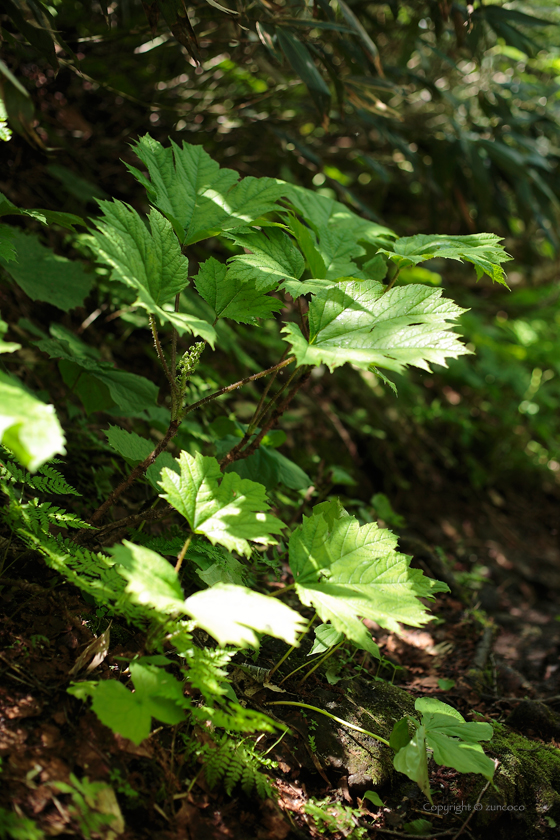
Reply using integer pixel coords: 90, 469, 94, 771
185, 583, 307, 647
289, 501, 447, 653
159, 451, 284, 557
110, 541, 304, 648
127, 135, 288, 245
0, 227, 93, 311
283, 268, 470, 373
226, 227, 305, 290
89, 199, 215, 344
377, 233, 512, 286
193, 257, 282, 323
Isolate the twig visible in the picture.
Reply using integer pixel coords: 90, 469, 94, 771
85, 420, 180, 527
183, 355, 296, 418
224, 368, 311, 466
451, 767, 496, 840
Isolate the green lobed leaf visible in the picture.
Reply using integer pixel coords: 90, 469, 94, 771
289, 501, 447, 652
69, 663, 187, 745
193, 257, 283, 323
88, 199, 215, 345
0, 371, 66, 471
128, 135, 288, 245
159, 451, 284, 557
283, 273, 470, 374
377, 233, 512, 287
0, 228, 93, 311
184, 583, 306, 647
225, 227, 305, 290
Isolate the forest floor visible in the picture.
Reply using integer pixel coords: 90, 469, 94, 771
2, 471, 560, 840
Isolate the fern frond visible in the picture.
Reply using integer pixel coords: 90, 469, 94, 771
15, 499, 91, 534
203, 738, 276, 799
0, 448, 80, 496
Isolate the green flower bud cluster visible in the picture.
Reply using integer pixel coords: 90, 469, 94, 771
175, 341, 205, 408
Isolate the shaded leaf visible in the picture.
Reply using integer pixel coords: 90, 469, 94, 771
0, 228, 93, 311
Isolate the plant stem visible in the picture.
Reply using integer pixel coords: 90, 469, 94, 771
183, 356, 296, 418
170, 293, 180, 373
268, 583, 296, 598
267, 612, 316, 681
296, 641, 344, 687
149, 314, 175, 390
175, 534, 192, 573
265, 701, 390, 747
232, 367, 312, 464
384, 267, 400, 294
84, 358, 296, 528
279, 640, 343, 686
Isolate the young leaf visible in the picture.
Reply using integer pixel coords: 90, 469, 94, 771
69, 663, 186, 745
89, 200, 215, 344
283, 275, 470, 374
184, 583, 306, 647
128, 135, 288, 245
289, 502, 447, 654
376, 233, 512, 286
193, 257, 282, 324
159, 451, 284, 557
0, 228, 92, 311
308, 623, 345, 656
0, 371, 65, 471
